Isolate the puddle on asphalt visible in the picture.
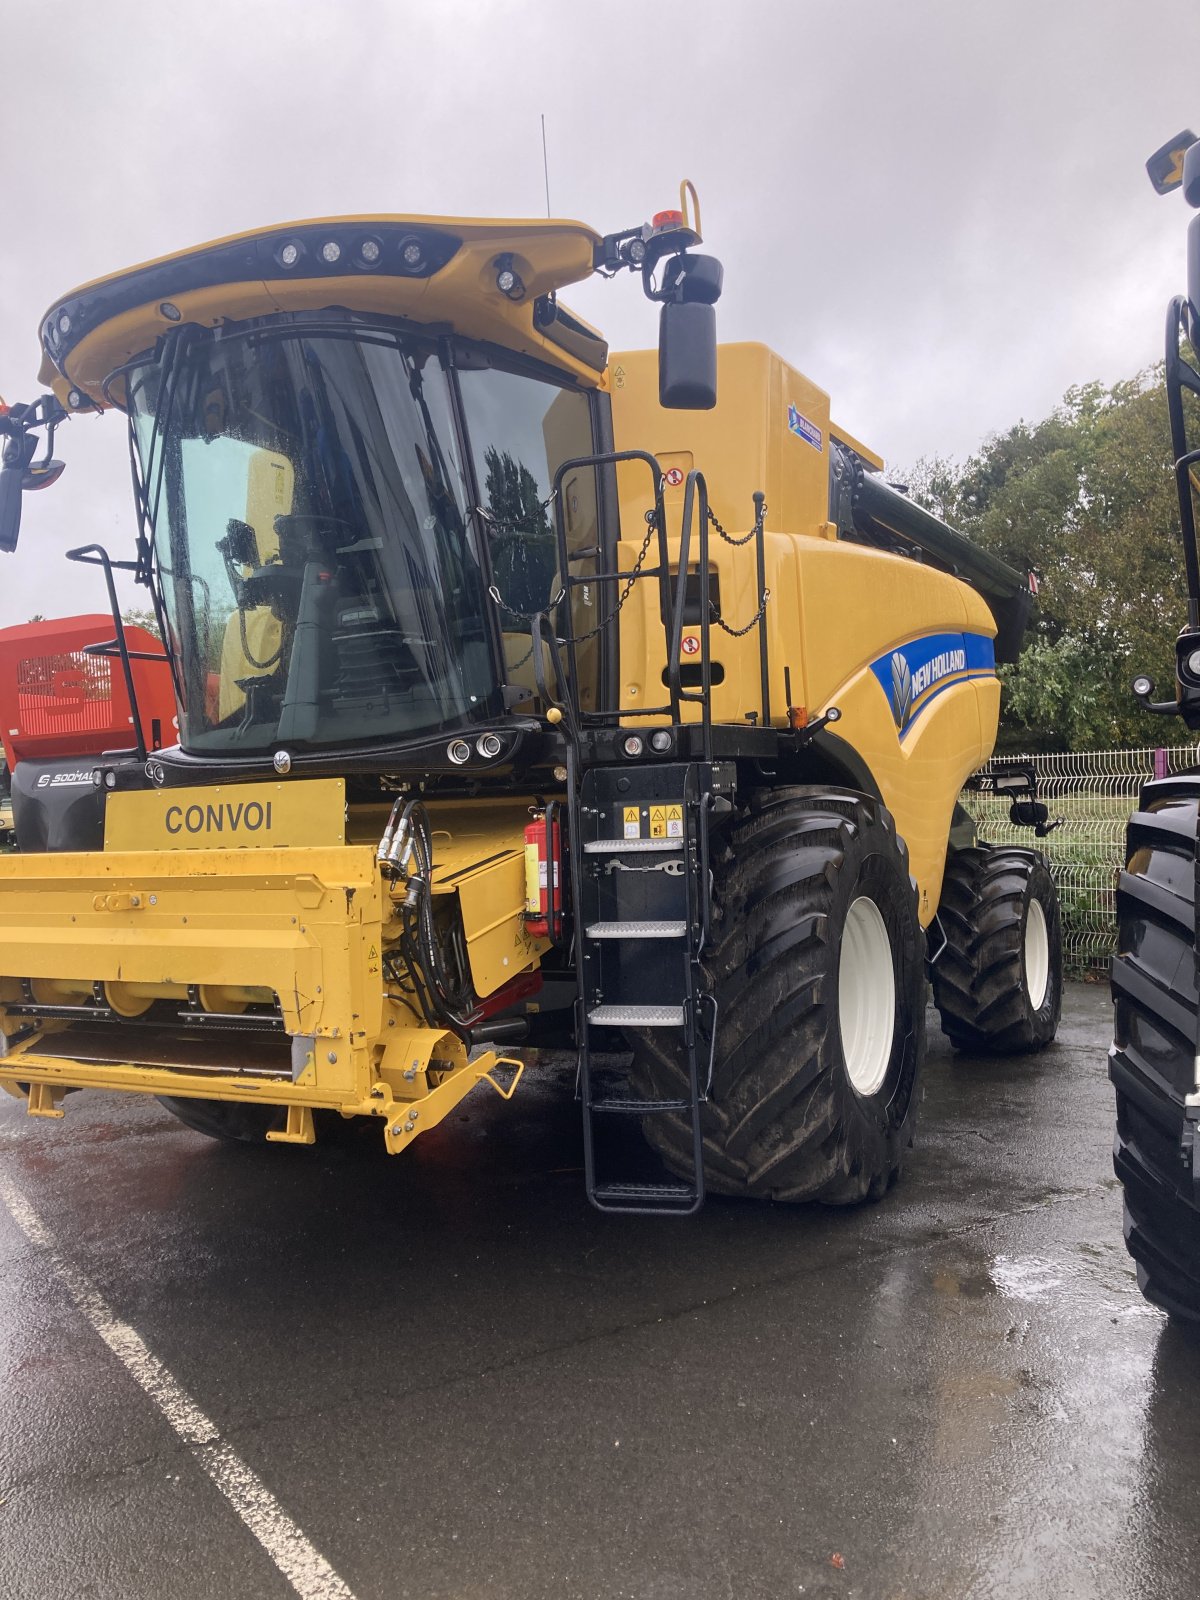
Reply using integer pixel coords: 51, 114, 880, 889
990, 1254, 1064, 1302
932, 1245, 1162, 1316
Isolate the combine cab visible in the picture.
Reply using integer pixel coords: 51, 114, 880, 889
0, 188, 1061, 1213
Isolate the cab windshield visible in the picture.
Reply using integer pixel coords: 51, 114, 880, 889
128, 322, 499, 752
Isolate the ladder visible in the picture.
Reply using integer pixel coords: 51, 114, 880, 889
572, 761, 713, 1215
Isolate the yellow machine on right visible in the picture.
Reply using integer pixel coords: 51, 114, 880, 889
1111, 129, 1200, 1320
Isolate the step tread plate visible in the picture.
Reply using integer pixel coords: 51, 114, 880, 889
583, 837, 683, 854
585, 921, 688, 939
592, 1182, 697, 1201
589, 1097, 692, 1114
587, 1004, 686, 1027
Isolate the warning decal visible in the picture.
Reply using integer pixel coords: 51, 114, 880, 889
666, 804, 683, 838
623, 805, 641, 839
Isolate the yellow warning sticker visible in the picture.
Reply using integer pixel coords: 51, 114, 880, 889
623, 805, 641, 840
666, 803, 683, 839
649, 806, 667, 839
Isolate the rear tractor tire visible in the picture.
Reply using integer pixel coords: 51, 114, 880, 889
931, 846, 1063, 1054
1110, 782, 1200, 1323
626, 789, 927, 1205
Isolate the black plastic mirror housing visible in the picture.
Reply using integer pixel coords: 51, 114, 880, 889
659, 300, 717, 409
0, 466, 24, 553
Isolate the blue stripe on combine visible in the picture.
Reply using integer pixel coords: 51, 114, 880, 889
869, 631, 995, 738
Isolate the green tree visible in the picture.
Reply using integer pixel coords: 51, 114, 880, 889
482, 447, 556, 615
907, 368, 1188, 750
120, 606, 161, 640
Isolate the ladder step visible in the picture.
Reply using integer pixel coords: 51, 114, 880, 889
585, 921, 687, 940
589, 1097, 691, 1114
583, 837, 683, 854
588, 1005, 686, 1027
592, 1182, 697, 1203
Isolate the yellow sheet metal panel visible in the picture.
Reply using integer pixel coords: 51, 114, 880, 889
610, 342, 835, 538
346, 796, 548, 998
0, 843, 383, 1046
418, 797, 549, 997
829, 421, 884, 470
608, 337, 999, 921
104, 779, 346, 851
0, 1032, 524, 1160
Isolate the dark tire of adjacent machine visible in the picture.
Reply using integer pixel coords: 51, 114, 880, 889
625, 788, 926, 1204
156, 1097, 287, 1143
1110, 779, 1200, 1324
930, 845, 1063, 1055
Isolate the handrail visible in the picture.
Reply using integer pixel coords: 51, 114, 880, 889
752, 489, 770, 725
545, 451, 767, 750
667, 471, 713, 762
65, 542, 153, 761
550, 450, 670, 721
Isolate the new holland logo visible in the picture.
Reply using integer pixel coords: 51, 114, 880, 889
890, 652, 913, 730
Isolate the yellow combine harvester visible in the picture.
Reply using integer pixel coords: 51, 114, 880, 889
0, 188, 1062, 1211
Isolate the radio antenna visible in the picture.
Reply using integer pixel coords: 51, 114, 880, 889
541, 113, 551, 218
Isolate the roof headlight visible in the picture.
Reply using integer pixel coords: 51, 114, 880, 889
278, 240, 302, 268
476, 733, 503, 759
447, 739, 472, 765
399, 237, 425, 272
320, 239, 342, 265
495, 259, 525, 299
359, 237, 382, 265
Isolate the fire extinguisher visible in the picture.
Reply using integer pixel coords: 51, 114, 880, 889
524, 806, 562, 939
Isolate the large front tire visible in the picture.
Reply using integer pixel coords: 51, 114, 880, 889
157, 1097, 285, 1143
626, 789, 926, 1205
931, 846, 1063, 1054
1110, 782, 1200, 1323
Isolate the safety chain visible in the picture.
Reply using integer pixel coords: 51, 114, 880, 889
564, 509, 657, 646
475, 491, 558, 538
486, 503, 660, 668
706, 499, 767, 548
709, 588, 771, 637
487, 583, 567, 624
486, 582, 566, 670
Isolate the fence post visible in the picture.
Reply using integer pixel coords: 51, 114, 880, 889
1154, 747, 1169, 780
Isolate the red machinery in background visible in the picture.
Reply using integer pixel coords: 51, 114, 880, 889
0, 614, 174, 768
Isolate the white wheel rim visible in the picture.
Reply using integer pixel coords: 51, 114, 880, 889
1024, 896, 1050, 1011
838, 896, 896, 1097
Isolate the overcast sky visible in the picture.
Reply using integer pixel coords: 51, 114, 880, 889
1, 0, 1197, 624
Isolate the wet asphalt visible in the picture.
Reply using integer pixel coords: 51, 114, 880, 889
0, 981, 1197, 1600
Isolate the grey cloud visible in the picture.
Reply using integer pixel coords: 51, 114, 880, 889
1, 0, 1197, 621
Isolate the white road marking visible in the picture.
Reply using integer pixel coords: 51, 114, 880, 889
0, 1171, 356, 1600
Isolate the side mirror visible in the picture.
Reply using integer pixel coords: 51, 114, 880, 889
659, 301, 717, 409
657, 252, 722, 410
0, 464, 22, 554
0, 430, 36, 553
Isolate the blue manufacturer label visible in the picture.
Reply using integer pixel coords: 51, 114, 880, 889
787, 404, 823, 451
869, 632, 995, 737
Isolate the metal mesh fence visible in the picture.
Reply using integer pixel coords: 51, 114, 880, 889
960, 746, 1200, 976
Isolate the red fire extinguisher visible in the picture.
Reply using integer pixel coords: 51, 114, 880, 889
524, 807, 562, 939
